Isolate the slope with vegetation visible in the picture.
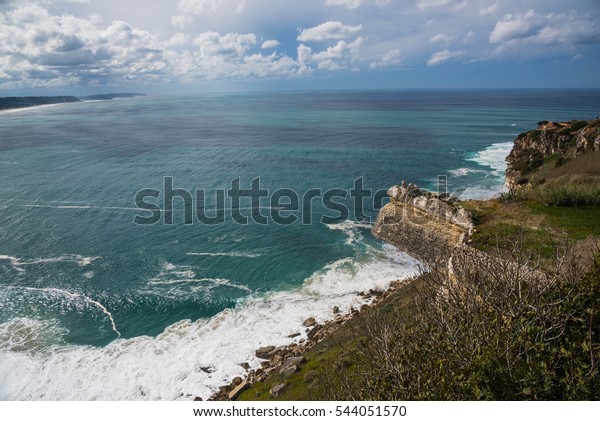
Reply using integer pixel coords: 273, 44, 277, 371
234, 119, 600, 401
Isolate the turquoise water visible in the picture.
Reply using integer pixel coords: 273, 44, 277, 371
1, 90, 599, 400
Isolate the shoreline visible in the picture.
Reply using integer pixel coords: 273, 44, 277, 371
206, 278, 413, 401
0, 103, 66, 114
206, 171, 513, 401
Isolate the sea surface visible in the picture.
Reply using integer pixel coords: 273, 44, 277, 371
1, 90, 599, 400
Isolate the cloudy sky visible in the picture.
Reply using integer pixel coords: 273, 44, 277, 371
1, 0, 599, 94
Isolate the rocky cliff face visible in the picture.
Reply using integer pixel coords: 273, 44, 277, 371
372, 183, 473, 263
506, 119, 600, 188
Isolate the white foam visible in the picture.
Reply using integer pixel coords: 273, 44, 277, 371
0, 103, 63, 114
448, 167, 488, 177
0, 318, 68, 354
326, 220, 372, 246
146, 262, 253, 297
0, 226, 419, 401
25, 204, 140, 211
0, 254, 99, 271
448, 141, 514, 200
186, 252, 263, 258
467, 141, 514, 176
19, 287, 121, 338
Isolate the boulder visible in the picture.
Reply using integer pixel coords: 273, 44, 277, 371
307, 325, 322, 340
255, 346, 276, 359
270, 382, 287, 398
302, 317, 316, 327
279, 356, 306, 374
228, 380, 249, 401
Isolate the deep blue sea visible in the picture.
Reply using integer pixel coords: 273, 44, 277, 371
1, 90, 599, 400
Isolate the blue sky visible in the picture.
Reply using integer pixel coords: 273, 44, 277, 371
0, 0, 599, 94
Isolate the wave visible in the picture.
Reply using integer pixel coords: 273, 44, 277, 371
0, 318, 68, 354
448, 167, 489, 177
326, 220, 373, 246
0, 254, 99, 272
0, 224, 419, 401
25, 203, 140, 211
447, 142, 514, 200
467, 141, 514, 176
186, 252, 263, 258
2, 286, 120, 339
145, 262, 253, 297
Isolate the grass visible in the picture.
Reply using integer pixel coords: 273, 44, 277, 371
460, 197, 600, 262
237, 281, 419, 401
528, 203, 600, 240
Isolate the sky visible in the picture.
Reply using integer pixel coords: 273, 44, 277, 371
0, 0, 599, 94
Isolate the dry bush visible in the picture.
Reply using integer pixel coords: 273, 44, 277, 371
319, 241, 600, 400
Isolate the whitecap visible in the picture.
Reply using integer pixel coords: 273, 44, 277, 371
467, 141, 514, 176
186, 251, 263, 258
0, 235, 419, 401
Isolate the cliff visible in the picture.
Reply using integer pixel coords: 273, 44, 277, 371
372, 182, 473, 263
506, 119, 600, 189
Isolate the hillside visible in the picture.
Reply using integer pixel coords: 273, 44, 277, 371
0, 96, 81, 111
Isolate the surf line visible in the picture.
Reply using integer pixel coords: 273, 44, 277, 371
22, 287, 121, 338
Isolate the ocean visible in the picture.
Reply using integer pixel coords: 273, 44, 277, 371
1, 90, 599, 400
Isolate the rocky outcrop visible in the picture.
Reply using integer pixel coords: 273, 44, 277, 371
372, 183, 473, 263
506, 119, 600, 188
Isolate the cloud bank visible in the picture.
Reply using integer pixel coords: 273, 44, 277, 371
0, 0, 598, 90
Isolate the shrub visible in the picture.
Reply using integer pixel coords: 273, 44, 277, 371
319, 242, 600, 400
519, 183, 600, 206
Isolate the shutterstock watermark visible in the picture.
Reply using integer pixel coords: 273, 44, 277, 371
132, 176, 464, 226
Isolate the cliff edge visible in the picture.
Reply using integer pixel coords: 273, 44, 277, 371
372, 182, 473, 263
506, 118, 600, 189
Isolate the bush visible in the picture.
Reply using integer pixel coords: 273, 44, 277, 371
512, 150, 545, 176
319, 243, 600, 400
519, 183, 600, 206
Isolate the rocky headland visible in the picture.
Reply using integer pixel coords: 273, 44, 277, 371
506, 118, 600, 189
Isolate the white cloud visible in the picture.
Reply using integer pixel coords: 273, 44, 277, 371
479, 3, 498, 16
297, 21, 362, 42
297, 44, 312, 66
369, 48, 401, 68
325, 0, 390, 9
427, 49, 464, 65
318, 59, 341, 70
194, 31, 256, 58
1, 0, 599, 90
166, 33, 189, 47
430, 33, 452, 47
416, 0, 452, 10
177, 0, 221, 16
235, 0, 247, 14
171, 14, 193, 30
489, 10, 600, 47
261, 39, 279, 49
489, 10, 538, 44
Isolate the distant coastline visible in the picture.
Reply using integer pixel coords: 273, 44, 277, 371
0, 93, 147, 112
